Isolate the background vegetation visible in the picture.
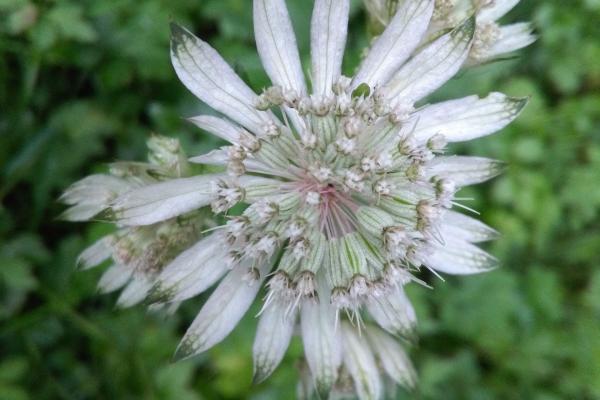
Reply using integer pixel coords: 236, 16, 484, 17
1, 0, 599, 398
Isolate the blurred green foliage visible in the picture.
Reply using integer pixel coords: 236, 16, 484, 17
1, 0, 599, 399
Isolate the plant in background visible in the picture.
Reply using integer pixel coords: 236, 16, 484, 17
364, 0, 536, 65
63, 0, 532, 398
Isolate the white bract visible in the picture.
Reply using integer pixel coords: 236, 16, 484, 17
65, 0, 529, 398
364, 0, 536, 65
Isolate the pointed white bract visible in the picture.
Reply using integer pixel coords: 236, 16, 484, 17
386, 17, 475, 104
254, 0, 306, 95
98, 264, 133, 294
170, 24, 270, 135
174, 261, 268, 360
366, 327, 417, 389
425, 237, 498, 275
341, 323, 383, 400
64, 1, 532, 398
116, 275, 154, 308
353, 0, 434, 88
427, 156, 505, 186
77, 237, 113, 270
367, 286, 417, 338
311, 0, 350, 96
145, 233, 229, 304
253, 301, 296, 383
187, 115, 244, 144
412, 93, 528, 143
111, 175, 222, 226
301, 298, 342, 397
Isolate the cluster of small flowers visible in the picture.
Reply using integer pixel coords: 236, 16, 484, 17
63, 0, 533, 398
62, 135, 210, 308
364, 0, 536, 65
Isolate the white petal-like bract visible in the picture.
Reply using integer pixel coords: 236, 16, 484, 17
301, 298, 342, 398
170, 23, 269, 135
311, 0, 350, 95
386, 16, 475, 104
111, 174, 224, 226
254, 0, 306, 94
412, 93, 528, 142
353, 0, 433, 88
252, 301, 296, 383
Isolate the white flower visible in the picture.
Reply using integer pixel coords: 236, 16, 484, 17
364, 0, 536, 65
66, 1, 528, 398
63, 136, 210, 309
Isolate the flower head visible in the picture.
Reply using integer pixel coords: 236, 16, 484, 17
62, 135, 210, 308
364, 0, 536, 65
66, 0, 528, 398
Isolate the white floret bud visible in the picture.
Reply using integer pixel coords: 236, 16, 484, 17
287, 218, 307, 239
291, 237, 310, 260
374, 179, 394, 196
383, 226, 412, 257
355, 97, 376, 123
435, 178, 457, 208
343, 169, 365, 192
301, 132, 318, 150
332, 76, 352, 95
255, 93, 272, 111
268, 270, 292, 294
255, 200, 279, 222
389, 102, 415, 124
343, 117, 362, 138
427, 133, 447, 153
226, 216, 250, 239
372, 87, 391, 116
283, 88, 300, 108
311, 94, 334, 116
383, 262, 412, 286
407, 243, 430, 268
211, 181, 245, 213
310, 166, 332, 183
225, 250, 243, 268
227, 144, 246, 161
331, 287, 352, 309
335, 137, 356, 155
146, 135, 183, 170
335, 93, 353, 116
417, 200, 442, 232
295, 271, 316, 298
368, 279, 388, 299
398, 134, 418, 156
305, 191, 321, 205
264, 86, 284, 105
253, 232, 279, 257
349, 275, 369, 299
297, 97, 312, 116
262, 120, 281, 138
239, 130, 261, 153
405, 162, 425, 182
361, 156, 377, 172
376, 151, 393, 170
227, 160, 246, 177
243, 267, 261, 285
